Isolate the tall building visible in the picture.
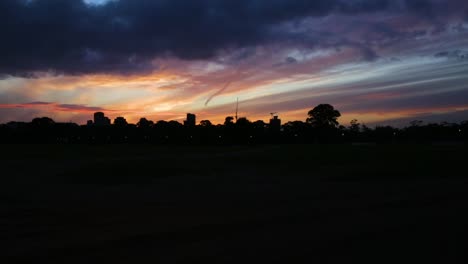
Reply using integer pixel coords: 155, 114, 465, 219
184, 113, 196, 127
269, 115, 281, 132
94, 112, 111, 126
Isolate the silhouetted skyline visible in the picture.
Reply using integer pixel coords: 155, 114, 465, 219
1, 104, 466, 145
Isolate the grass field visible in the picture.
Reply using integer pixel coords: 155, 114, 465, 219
1, 144, 467, 263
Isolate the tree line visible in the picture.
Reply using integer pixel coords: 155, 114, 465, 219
0, 104, 467, 144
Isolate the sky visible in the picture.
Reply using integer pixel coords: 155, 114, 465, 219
0, 0, 468, 126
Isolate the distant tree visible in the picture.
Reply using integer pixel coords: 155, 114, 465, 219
224, 116, 234, 126
349, 119, 361, 133
410, 120, 423, 127
252, 120, 266, 130
199, 120, 213, 127
374, 126, 398, 142
154, 120, 168, 128
31, 117, 55, 127
282, 121, 308, 141
113, 117, 128, 127
236, 117, 251, 127
306, 104, 341, 128
283, 121, 307, 133
361, 124, 371, 133
251, 120, 266, 138
167, 120, 183, 129
137, 117, 153, 128
440, 121, 455, 127
30, 117, 56, 142
154, 120, 169, 136
235, 117, 252, 134
162, 121, 183, 137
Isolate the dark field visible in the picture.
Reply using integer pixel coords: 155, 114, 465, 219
1, 144, 467, 263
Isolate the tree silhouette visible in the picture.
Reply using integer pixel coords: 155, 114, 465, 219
252, 120, 266, 131
31, 117, 55, 127
306, 104, 341, 128
410, 120, 423, 127
137, 118, 153, 129
113, 117, 128, 127
167, 120, 183, 130
200, 120, 213, 127
236, 117, 251, 127
349, 119, 360, 133
224, 116, 234, 126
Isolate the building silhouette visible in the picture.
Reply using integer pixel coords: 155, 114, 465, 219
269, 115, 281, 132
184, 113, 196, 127
94, 112, 111, 126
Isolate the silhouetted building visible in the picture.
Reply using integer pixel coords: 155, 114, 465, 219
87, 120, 93, 126
94, 112, 104, 122
94, 112, 111, 126
184, 113, 196, 127
269, 115, 281, 132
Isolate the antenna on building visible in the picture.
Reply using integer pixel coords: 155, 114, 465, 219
235, 98, 239, 122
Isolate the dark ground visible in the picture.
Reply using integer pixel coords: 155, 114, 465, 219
1, 144, 467, 263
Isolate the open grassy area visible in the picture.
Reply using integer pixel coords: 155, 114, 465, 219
1, 144, 467, 263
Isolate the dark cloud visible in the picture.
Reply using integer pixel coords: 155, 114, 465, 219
273, 56, 298, 67
55, 104, 107, 112
0, 0, 463, 76
357, 45, 380, 61
0, 101, 107, 112
434, 50, 468, 60
25, 101, 53, 105
285, 57, 298, 64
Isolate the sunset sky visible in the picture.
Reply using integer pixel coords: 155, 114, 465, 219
1, 0, 467, 126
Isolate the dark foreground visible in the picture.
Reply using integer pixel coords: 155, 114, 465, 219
1, 144, 467, 263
